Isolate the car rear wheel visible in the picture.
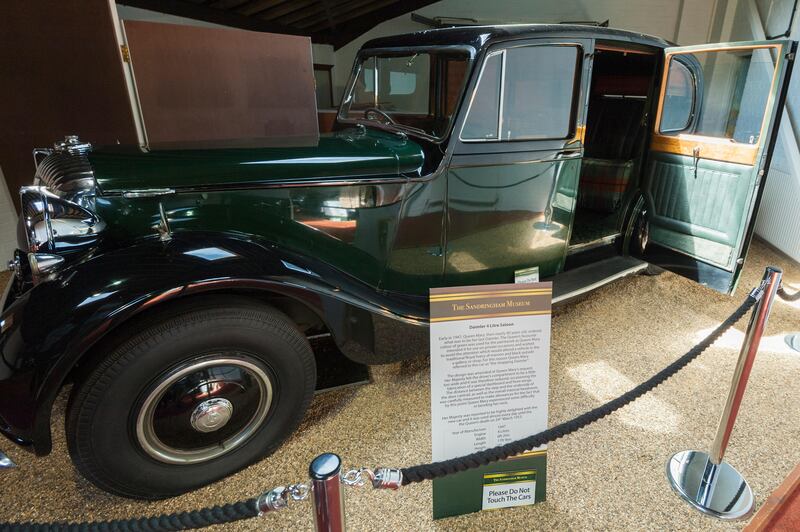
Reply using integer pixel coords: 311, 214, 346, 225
66, 297, 316, 499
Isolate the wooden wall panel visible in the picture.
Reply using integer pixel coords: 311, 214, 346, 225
0, 0, 138, 212
123, 21, 318, 145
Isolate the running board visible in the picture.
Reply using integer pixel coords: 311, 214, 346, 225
552, 256, 648, 305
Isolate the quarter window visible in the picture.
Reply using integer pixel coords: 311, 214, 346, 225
660, 59, 695, 133
461, 53, 502, 140
659, 47, 777, 144
461, 44, 580, 141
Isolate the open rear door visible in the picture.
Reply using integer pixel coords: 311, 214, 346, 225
642, 40, 796, 293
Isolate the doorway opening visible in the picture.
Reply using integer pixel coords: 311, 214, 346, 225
569, 46, 658, 252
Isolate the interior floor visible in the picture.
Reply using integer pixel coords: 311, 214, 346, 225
570, 47, 658, 250
570, 209, 620, 248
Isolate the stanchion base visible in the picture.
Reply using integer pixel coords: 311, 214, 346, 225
786, 333, 800, 353
666, 450, 753, 520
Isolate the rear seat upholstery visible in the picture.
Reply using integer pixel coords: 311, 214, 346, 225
578, 96, 646, 213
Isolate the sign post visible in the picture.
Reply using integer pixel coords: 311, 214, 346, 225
429, 282, 552, 518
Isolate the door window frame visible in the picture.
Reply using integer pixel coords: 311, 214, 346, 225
652, 42, 786, 166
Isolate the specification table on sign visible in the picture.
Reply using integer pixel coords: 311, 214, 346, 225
429, 283, 552, 467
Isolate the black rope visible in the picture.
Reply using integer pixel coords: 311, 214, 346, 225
0, 498, 259, 532
778, 284, 800, 302
401, 293, 758, 484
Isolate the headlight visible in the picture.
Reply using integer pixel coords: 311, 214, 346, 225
27, 253, 64, 277
19, 187, 105, 282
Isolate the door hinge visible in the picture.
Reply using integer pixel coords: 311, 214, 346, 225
787, 52, 795, 61
120, 44, 130, 63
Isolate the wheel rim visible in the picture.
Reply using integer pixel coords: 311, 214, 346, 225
135, 354, 273, 464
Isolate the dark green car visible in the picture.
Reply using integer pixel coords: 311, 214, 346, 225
0, 24, 794, 498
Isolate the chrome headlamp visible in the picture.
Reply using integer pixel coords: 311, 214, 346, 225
19, 186, 105, 278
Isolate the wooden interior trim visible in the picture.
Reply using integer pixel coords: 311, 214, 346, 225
568, 124, 586, 146
650, 133, 758, 165
652, 43, 784, 165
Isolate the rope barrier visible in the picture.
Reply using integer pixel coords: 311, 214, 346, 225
778, 284, 800, 302
0, 288, 762, 530
400, 292, 758, 484
0, 499, 260, 532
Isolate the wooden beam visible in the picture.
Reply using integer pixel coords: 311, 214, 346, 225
292, 0, 373, 29
235, 0, 283, 17
314, 0, 440, 48
207, 0, 250, 8
279, 4, 327, 25
306, 0, 397, 33
256, 0, 318, 22
117, 0, 310, 37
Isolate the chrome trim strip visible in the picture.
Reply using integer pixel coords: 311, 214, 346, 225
110, 177, 411, 196
498, 49, 507, 139
449, 150, 581, 169
567, 234, 621, 255
122, 188, 176, 198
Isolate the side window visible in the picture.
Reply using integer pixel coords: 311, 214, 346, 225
461, 45, 580, 141
659, 47, 777, 144
502, 45, 579, 140
660, 59, 695, 133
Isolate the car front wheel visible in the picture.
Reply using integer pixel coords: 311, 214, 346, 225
66, 296, 316, 499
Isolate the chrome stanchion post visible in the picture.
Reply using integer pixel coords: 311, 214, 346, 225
309, 453, 346, 532
666, 266, 782, 520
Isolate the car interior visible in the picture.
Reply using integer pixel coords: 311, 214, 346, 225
569, 45, 659, 252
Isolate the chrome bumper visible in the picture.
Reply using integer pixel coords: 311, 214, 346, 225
0, 449, 16, 468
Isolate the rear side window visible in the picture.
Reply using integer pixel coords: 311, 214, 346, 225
660, 59, 695, 132
461, 44, 581, 141
659, 47, 778, 144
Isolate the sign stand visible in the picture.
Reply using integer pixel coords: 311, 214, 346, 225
429, 282, 552, 518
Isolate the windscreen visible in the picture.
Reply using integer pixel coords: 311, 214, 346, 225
339, 50, 470, 139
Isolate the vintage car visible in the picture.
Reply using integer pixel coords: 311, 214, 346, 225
0, 24, 795, 498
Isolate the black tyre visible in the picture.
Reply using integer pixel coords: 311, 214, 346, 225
66, 297, 316, 499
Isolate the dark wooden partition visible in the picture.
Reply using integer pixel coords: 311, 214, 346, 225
123, 21, 318, 146
0, 0, 137, 212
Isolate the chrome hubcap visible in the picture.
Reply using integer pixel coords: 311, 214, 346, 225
135, 355, 273, 464
190, 398, 234, 433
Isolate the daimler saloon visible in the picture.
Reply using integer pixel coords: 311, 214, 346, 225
0, 24, 794, 498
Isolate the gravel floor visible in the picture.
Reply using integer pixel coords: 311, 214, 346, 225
0, 240, 798, 531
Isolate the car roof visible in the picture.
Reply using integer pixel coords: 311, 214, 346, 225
362, 23, 671, 54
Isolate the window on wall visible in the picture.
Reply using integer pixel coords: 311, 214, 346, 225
314, 64, 334, 109
461, 44, 581, 141
659, 47, 778, 144
756, 0, 798, 39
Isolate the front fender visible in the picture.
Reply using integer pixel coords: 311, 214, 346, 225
0, 232, 427, 454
